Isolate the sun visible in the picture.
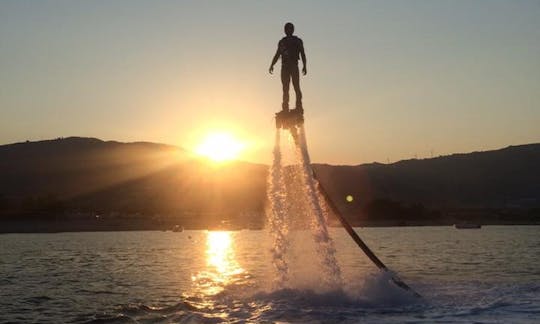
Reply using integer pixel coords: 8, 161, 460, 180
195, 132, 245, 162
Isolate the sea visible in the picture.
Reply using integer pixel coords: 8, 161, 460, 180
1, 226, 539, 323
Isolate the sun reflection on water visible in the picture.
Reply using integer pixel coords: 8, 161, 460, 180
192, 231, 245, 296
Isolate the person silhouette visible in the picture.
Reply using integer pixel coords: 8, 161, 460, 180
269, 22, 307, 112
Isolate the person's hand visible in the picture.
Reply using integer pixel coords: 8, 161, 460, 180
302, 66, 307, 75
269, 66, 274, 74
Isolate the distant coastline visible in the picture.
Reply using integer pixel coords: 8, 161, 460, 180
1, 137, 539, 233
1, 208, 538, 234
2, 222, 539, 234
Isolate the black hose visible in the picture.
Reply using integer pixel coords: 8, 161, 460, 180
312, 170, 422, 298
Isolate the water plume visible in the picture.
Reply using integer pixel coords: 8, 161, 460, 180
266, 126, 342, 290
266, 129, 289, 287
296, 125, 342, 288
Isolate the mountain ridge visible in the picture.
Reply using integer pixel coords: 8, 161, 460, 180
1, 137, 539, 231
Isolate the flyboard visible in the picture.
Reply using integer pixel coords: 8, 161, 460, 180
275, 108, 421, 298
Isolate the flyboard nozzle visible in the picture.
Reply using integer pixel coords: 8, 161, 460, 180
275, 108, 304, 129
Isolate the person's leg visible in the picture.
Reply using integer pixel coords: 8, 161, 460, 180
291, 64, 302, 110
281, 66, 291, 111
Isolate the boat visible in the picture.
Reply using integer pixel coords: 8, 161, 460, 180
172, 225, 184, 232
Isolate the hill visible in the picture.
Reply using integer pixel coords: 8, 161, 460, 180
1, 137, 539, 231
314, 143, 540, 209
0, 137, 267, 231
313, 144, 540, 225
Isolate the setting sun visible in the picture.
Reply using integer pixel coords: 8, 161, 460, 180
195, 132, 245, 162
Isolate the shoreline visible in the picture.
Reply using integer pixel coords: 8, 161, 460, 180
1, 220, 538, 234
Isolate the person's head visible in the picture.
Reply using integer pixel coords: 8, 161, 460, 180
284, 22, 294, 36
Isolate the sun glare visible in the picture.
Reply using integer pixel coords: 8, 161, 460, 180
195, 132, 245, 162
192, 231, 244, 295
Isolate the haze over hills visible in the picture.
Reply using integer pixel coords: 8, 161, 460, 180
0, 137, 267, 224
0, 137, 539, 231
314, 143, 540, 211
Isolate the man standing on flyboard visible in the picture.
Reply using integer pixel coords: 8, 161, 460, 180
269, 22, 307, 128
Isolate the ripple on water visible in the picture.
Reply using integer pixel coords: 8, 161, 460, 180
0, 227, 538, 323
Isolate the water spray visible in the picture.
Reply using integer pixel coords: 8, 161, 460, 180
268, 109, 421, 298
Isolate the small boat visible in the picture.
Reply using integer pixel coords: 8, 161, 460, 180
454, 223, 482, 229
172, 225, 184, 232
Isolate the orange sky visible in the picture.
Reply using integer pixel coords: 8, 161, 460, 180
1, 1, 539, 164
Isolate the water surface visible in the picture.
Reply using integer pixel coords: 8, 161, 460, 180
1, 226, 539, 323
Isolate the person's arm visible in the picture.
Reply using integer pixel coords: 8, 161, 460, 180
300, 40, 307, 75
269, 43, 280, 74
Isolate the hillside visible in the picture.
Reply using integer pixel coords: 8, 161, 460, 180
314, 143, 540, 212
1, 137, 539, 231
0, 137, 267, 230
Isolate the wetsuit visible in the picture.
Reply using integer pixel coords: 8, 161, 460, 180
278, 35, 304, 110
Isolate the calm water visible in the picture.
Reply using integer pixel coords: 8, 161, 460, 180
1, 226, 539, 323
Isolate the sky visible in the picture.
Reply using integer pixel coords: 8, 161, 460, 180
1, 0, 539, 165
